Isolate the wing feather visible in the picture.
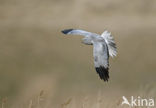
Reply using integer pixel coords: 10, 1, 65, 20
93, 42, 109, 81
62, 29, 98, 37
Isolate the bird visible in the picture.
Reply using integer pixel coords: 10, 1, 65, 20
61, 29, 117, 82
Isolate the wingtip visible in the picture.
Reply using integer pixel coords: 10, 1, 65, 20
95, 66, 109, 82
61, 29, 73, 34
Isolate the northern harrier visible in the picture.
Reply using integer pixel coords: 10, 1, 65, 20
61, 29, 117, 82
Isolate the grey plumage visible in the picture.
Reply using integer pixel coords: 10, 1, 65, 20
61, 29, 117, 81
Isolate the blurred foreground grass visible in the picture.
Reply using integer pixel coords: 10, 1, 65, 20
1, 85, 156, 108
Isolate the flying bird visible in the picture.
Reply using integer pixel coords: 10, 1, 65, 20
61, 29, 117, 81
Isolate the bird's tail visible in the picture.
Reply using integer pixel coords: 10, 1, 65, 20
101, 31, 117, 57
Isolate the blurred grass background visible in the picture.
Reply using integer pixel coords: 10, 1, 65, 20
0, 0, 156, 107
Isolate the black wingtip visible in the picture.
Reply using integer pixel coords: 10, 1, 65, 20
95, 66, 109, 82
61, 29, 73, 34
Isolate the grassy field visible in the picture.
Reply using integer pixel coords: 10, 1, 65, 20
0, 0, 156, 107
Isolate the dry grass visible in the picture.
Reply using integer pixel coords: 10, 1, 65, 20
1, 86, 156, 108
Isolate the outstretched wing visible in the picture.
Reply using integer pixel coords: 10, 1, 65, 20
101, 31, 117, 57
61, 29, 98, 37
93, 41, 109, 81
